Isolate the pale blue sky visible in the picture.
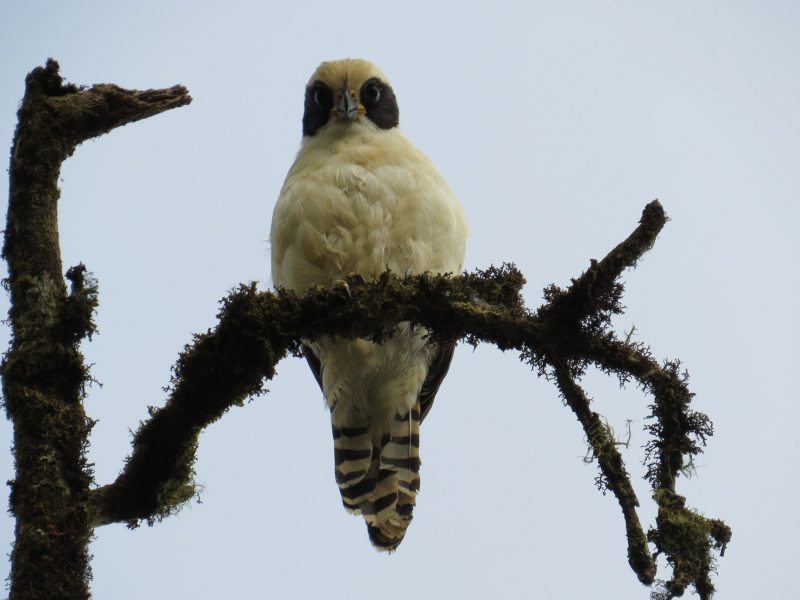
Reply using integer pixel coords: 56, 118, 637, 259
2, 2, 798, 598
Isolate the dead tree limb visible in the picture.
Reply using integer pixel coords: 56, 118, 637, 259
2, 59, 190, 600
2, 60, 729, 600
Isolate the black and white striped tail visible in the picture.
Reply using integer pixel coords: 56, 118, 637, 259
332, 404, 422, 552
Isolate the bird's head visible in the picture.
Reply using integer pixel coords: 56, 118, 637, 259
302, 58, 399, 137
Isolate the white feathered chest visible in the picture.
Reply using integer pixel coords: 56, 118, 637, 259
271, 123, 467, 292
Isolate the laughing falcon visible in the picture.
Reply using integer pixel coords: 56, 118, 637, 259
270, 58, 468, 551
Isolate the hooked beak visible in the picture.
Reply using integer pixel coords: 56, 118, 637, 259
335, 85, 360, 121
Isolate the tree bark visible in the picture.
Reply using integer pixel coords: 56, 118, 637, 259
2, 59, 191, 600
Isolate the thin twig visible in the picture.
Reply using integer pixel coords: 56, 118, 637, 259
551, 359, 657, 584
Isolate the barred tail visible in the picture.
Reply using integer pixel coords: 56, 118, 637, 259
332, 404, 422, 552
333, 424, 375, 513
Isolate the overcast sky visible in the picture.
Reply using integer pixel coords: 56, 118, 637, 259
1, 2, 798, 598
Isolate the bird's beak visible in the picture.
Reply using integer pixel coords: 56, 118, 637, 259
335, 85, 360, 121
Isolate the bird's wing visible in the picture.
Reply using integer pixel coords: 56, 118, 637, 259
302, 343, 323, 388
418, 341, 455, 423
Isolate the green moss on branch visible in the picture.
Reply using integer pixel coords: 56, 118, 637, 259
3, 59, 190, 600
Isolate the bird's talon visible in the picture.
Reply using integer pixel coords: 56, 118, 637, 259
334, 279, 352, 301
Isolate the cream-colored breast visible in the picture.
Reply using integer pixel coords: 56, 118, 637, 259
270, 123, 468, 291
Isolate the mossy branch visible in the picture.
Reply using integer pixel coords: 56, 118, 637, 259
86, 202, 729, 598
551, 360, 656, 584
87, 265, 528, 525
3, 60, 728, 600
3, 59, 190, 600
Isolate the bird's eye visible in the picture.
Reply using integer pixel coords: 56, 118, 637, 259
357, 78, 399, 130
361, 81, 382, 105
303, 82, 334, 136
313, 87, 326, 108
310, 82, 331, 110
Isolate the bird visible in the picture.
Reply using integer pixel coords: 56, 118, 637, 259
270, 58, 468, 551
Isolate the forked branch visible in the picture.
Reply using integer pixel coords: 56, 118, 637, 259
3, 60, 728, 600
3, 58, 190, 600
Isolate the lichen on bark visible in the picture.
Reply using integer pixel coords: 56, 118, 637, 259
3, 59, 191, 600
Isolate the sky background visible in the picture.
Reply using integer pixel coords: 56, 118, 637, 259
1, 2, 798, 598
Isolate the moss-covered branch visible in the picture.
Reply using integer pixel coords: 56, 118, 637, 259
551, 360, 656, 585
87, 266, 528, 526
3, 60, 728, 600
86, 202, 729, 598
2, 59, 190, 600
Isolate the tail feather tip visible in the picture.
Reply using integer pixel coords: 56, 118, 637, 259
367, 523, 407, 553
